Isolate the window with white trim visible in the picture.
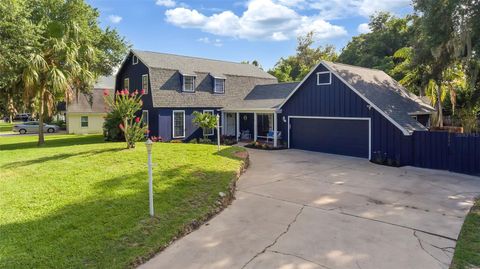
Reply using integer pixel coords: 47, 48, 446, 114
203, 110, 214, 136
142, 110, 149, 126
142, 74, 149, 94
317, 71, 332, 85
214, 78, 225, 93
81, 116, 88, 127
173, 110, 185, 138
183, 76, 195, 92
132, 55, 138, 65
124, 78, 129, 91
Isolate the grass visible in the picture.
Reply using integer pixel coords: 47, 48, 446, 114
0, 134, 246, 268
451, 198, 480, 269
0, 121, 13, 133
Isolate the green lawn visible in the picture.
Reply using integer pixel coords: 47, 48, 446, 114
0, 121, 13, 133
451, 198, 480, 269
0, 135, 246, 268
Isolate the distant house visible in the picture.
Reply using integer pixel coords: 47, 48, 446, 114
66, 76, 114, 134
116, 50, 434, 165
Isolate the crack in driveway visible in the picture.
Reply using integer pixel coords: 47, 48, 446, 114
413, 231, 451, 266
240, 205, 305, 269
268, 250, 332, 269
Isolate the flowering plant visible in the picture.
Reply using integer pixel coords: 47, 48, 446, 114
103, 89, 147, 148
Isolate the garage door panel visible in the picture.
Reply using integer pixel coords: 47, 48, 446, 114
290, 118, 369, 158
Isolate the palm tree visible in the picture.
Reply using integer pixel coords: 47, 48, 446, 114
22, 24, 95, 145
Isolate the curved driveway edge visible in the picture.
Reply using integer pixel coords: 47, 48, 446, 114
139, 149, 480, 269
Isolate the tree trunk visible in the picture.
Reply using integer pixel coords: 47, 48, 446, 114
123, 118, 130, 148
38, 88, 46, 145
436, 83, 444, 127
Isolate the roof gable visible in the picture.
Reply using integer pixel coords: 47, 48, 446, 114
280, 61, 435, 135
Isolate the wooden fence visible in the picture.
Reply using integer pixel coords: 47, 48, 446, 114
412, 131, 480, 175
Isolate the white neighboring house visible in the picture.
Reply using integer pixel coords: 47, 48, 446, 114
66, 76, 114, 134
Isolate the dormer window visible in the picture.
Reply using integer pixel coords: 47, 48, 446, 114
183, 76, 195, 92
132, 55, 139, 65
214, 78, 225, 94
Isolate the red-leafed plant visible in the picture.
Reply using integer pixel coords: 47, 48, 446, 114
104, 89, 147, 148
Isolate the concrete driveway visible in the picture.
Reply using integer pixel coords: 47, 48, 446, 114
140, 149, 480, 269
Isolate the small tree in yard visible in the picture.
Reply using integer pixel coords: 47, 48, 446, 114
104, 89, 147, 149
192, 111, 217, 140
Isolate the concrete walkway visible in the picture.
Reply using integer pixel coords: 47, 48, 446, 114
139, 149, 480, 269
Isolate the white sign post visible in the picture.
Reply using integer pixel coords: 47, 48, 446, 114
216, 114, 221, 152
145, 139, 154, 217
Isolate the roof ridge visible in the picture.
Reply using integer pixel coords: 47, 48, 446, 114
133, 49, 260, 68
324, 60, 384, 72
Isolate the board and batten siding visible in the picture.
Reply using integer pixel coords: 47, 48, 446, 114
279, 63, 413, 165
115, 52, 159, 135
157, 108, 222, 141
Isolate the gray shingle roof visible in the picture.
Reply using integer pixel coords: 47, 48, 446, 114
133, 50, 276, 79
323, 61, 435, 133
130, 50, 277, 108
224, 82, 299, 110
67, 76, 114, 113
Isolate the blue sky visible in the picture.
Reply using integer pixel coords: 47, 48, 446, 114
87, 0, 413, 69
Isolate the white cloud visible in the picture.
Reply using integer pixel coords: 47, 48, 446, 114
357, 23, 371, 34
197, 37, 223, 47
309, 0, 411, 19
108, 15, 122, 24
156, 0, 176, 7
165, 0, 347, 42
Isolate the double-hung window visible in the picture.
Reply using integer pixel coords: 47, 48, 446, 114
183, 76, 195, 92
81, 116, 88, 127
203, 110, 214, 136
172, 110, 185, 138
142, 74, 149, 94
214, 78, 225, 94
124, 78, 129, 91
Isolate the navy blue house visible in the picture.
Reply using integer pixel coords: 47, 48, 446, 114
116, 50, 435, 165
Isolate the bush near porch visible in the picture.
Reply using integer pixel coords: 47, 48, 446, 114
0, 134, 246, 268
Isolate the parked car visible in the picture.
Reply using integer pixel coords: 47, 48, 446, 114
12, 122, 60, 134
13, 113, 33, 122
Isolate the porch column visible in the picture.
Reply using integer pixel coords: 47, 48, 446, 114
236, 112, 240, 142
273, 112, 278, 148
253, 112, 257, 142
221, 111, 225, 135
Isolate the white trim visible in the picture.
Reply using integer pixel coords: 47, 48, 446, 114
213, 78, 225, 94
124, 77, 129, 91
142, 110, 149, 127
221, 111, 225, 135
142, 74, 149, 94
172, 110, 185, 138
132, 55, 139, 65
278, 61, 412, 136
203, 110, 214, 136
182, 75, 195, 92
273, 112, 278, 147
221, 108, 279, 113
236, 112, 240, 142
253, 112, 257, 141
316, 71, 332, 85
287, 116, 372, 160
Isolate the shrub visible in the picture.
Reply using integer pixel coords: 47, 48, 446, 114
103, 89, 147, 148
170, 139, 183, 143
192, 111, 217, 139
198, 138, 213, 144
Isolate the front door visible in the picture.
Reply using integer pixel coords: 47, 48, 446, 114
225, 113, 236, 136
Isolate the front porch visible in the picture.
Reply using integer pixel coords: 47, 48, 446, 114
220, 110, 281, 147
